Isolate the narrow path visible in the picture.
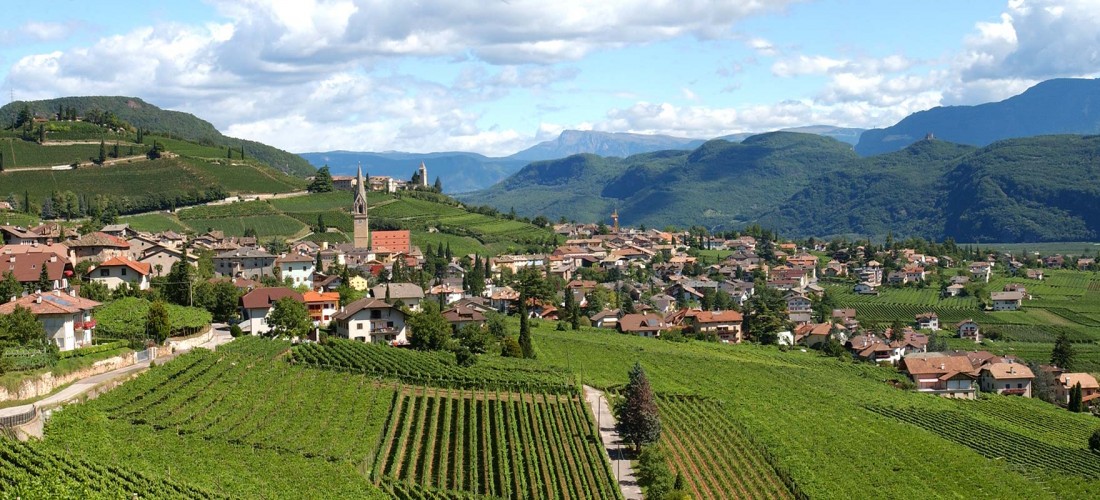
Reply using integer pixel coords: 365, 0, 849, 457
583, 385, 643, 500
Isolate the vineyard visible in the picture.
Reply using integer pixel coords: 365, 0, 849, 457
94, 297, 212, 340
528, 324, 1072, 498
866, 404, 1100, 478
291, 339, 575, 393
657, 395, 797, 499
87, 349, 394, 462
372, 386, 620, 499
0, 438, 224, 499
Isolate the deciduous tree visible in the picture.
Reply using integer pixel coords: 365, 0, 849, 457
1052, 333, 1075, 371
407, 301, 451, 351
266, 297, 310, 339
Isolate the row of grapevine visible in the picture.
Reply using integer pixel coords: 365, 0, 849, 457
657, 395, 799, 499
88, 349, 394, 462
961, 396, 1100, 449
372, 386, 620, 499
0, 439, 224, 499
866, 405, 1100, 478
292, 339, 576, 394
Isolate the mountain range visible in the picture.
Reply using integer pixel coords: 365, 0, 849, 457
855, 78, 1100, 155
461, 132, 1100, 243
300, 125, 863, 193
0, 96, 315, 177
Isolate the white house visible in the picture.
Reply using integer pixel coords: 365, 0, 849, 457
991, 291, 1024, 311
979, 362, 1034, 397
332, 297, 408, 344
90, 256, 152, 291
239, 287, 304, 335
275, 254, 315, 288
914, 312, 939, 331
956, 320, 981, 342
0, 291, 100, 351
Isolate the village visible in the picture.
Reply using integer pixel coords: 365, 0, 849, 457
2, 161, 1098, 421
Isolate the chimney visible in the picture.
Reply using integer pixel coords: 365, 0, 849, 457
322, 241, 329, 250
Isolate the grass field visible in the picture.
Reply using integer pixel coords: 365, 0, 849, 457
1, 139, 105, 168
120, 213, 190, 233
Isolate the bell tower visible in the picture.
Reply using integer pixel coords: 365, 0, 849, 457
353, 163, 370, 249
611, 209, 619, 233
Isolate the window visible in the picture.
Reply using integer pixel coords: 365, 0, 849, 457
100, 269, 109, 277
1018, 383, 1023, 389
121, 268, 127, 276
357, 323, 364, 330
370, 310, 381, 319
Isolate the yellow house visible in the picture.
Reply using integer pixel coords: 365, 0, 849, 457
348, 275, 370, 291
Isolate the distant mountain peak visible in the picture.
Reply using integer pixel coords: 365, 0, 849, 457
855, 77, 1100, 156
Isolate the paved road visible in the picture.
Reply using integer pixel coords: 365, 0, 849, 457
0, 356, 154, 419
584, 385, 643, 500
0, 326, 236, 420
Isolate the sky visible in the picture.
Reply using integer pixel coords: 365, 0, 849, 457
2, 0, 1099, 156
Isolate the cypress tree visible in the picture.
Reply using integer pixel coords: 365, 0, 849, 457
37, 265, 52, 293
618, 362, 661, 451
1052, 333, 1076, 371
98, 140, 106, 164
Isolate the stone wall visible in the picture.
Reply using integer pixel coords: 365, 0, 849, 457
0, 352, 137, 402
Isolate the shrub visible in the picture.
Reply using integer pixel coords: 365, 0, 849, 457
229, 324, 243, 338
1090, 428, 1100, 454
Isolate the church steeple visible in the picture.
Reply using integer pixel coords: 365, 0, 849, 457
353, 163, 370, 249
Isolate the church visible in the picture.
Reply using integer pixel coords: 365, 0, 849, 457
341, 165, 417, 268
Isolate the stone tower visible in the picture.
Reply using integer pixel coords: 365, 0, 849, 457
353, 164, 370, 249
611, 209, 619, 233
418, 161, 429, 188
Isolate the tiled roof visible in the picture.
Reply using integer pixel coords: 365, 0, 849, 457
97, 256, 152, 275
0, 291, 100, 315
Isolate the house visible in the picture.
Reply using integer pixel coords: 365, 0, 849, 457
990, 291, 1024, 311
794, 322, 834, 348
90, 256, 151, 291
1044, 255, 1065, 268
969, 262, 992, 282
1003, 283, 1029, 298
239, 287, 303, 336
943, 283, 965, 297
785, 293, 811, 324
1025, 269, 1044, 280
914, 312, 939, 331
100, 223, 132, 238
371, 230, 412, 254
428, 283, 465, 305
687, 310, 744, 343
854, 282, 878, 295
1078, 258, 1096, 271
847, 335, 903, 364
214, 247, 277, 279
371, 283, 424, 311
618, 313, 666, 338
332, 297, 408, 344
0, 226, 52, 245
275, 254, 316, 288
589, 309, 621, 329
956, 320, 981, 342
302, 291, 340, 327
899, 353, 979, 399
979, 362, 1034, 397
139, 246, 197, 276
488, 286, 519, 312
67, 232, 131, 264
0, 290, 100, 351
441, 306, 487, 331
1055, 373, 1100, 406
0, 250, 72, 292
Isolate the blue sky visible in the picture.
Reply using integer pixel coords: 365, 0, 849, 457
3, 1, 1098, 155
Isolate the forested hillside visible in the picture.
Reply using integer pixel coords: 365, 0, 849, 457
465, 132, 1100, 242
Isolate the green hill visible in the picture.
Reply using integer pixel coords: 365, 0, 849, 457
123, 190, 555, 255
465, 132, 859, 229
0, 96, 314, 177
465, 132, 1100, 242
0, 136, 305, 217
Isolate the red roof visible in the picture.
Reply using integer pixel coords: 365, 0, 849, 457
68, 232, 129, 248
0, 291, 100, 315
97, 256, 152, 275
240, 287, 303, 309
1, 252, 69, 283
302, 291, 339, 304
